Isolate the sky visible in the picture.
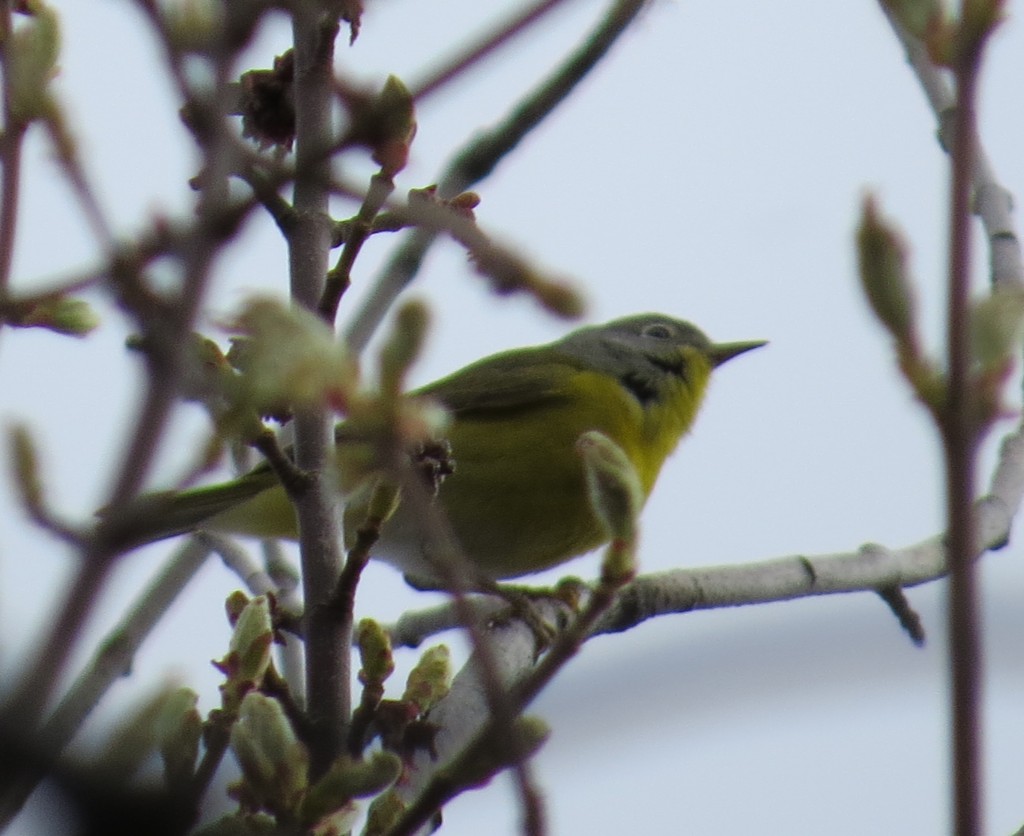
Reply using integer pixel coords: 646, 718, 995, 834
2, 0, 1024, 834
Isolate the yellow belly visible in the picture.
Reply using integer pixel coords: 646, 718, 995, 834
372, 369, 696, 579
210, 367, 703, 581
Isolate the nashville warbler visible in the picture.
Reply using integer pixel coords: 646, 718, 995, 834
117, 314, 764, 581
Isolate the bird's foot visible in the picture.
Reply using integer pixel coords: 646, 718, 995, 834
476, 577, 587, 652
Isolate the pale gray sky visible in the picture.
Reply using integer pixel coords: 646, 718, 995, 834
2, 1, 1023, 834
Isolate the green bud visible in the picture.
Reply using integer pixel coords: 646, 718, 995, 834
403, 644, 451, 713
162, 0, 222, 54
300, 752, 402, 824
882, 0, 944, 40
228, 595, 274, 688
926, 18, 958, 66
357, 619, 395, 687
309, 802, 359, 836
534, 278, 587, 320
179, 334, 234, 404
512, 715, 550, 758
156, 687, 202, 790
363, 789, 406, 836
577, 430, 643, 545
7, 0, 60, 124
225, 590, 250, 625
379, 300, 430, 397
903, 357, 948, 414
600, 537, 637, 586
365, 479, 402, 528
96, 685, 187, 779
371, 75, 416, 176
17, 296, 99, 336
8, 424, 43, 514
457, 716, 550, 789
230, 692, 309, 813
192, 813, 278, 836
959, 0, 1005, 50
856, 195, 918, 344
228, 296, 357, 414
969, 287, 1024, 370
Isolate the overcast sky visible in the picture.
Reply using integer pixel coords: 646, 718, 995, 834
2, 1, 1024, 834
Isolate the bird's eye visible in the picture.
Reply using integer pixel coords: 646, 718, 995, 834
641, 323, 673, 339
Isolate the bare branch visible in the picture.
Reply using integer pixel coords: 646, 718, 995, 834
288, 4, 348, 778
880, 6, 1023, 291
0, 538, 212, 825
385, 420, 1024, 650
345, 0, 650, 352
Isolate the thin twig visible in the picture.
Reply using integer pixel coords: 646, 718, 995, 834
943, 23, 985, 836
874, 585, 926, 646
345, 0, 650, 352
0, 188, 261, 326
47, 122, 116, 253
384, 424, 1024, 647
48, 537, 209, 746
319, 170, 394, 321
880, 5, 1023, 291
251, 428, 311, 496
187, 711, 233, 825
261, 539, 306, 698
0, 125, 23, 294
0, 539, 213, 825
387, 463, 548, 834
0, 3, 22, 294
234, 163, 298, 236
409, 0, 573, 102
331, 208, 410, 243
204, 532, 288, 598
394, 565, 628, 836
0, 30, 242, 811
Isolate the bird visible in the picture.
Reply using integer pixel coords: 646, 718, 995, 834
116, 314, 764, 582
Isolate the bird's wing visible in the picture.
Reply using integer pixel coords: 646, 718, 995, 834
415, 349, 576, 417
104, 467, 281, 549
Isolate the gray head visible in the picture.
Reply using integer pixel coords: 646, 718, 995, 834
556, 314, 765, 404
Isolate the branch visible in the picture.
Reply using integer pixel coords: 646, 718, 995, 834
880, 5, 1024, 291
288, 5, 348, 779
0, 114, 23, 293
408, 0, 573, 102
344, 0, 650, 352
877, 9, 1018, 834
0, 538, 213, 826
381, 415, 1024, 827
941, 23, 984, 836
387, 417, 1024, 649
1, 8, 251, 815
388, 465, 548, 831
1, 219, 226, 735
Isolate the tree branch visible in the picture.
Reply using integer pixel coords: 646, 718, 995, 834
288, 3, 348, 779
344, 0, 650, 352
373, 408, 1009, 829
0, 539, 212, 826
880, 5, 1023, 291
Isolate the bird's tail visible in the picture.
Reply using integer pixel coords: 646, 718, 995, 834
98, 470, 277, 552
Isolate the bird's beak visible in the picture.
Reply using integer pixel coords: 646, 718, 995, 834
708, 339, 768, 368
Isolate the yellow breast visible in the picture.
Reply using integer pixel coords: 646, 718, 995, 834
377, 360, 709, 580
